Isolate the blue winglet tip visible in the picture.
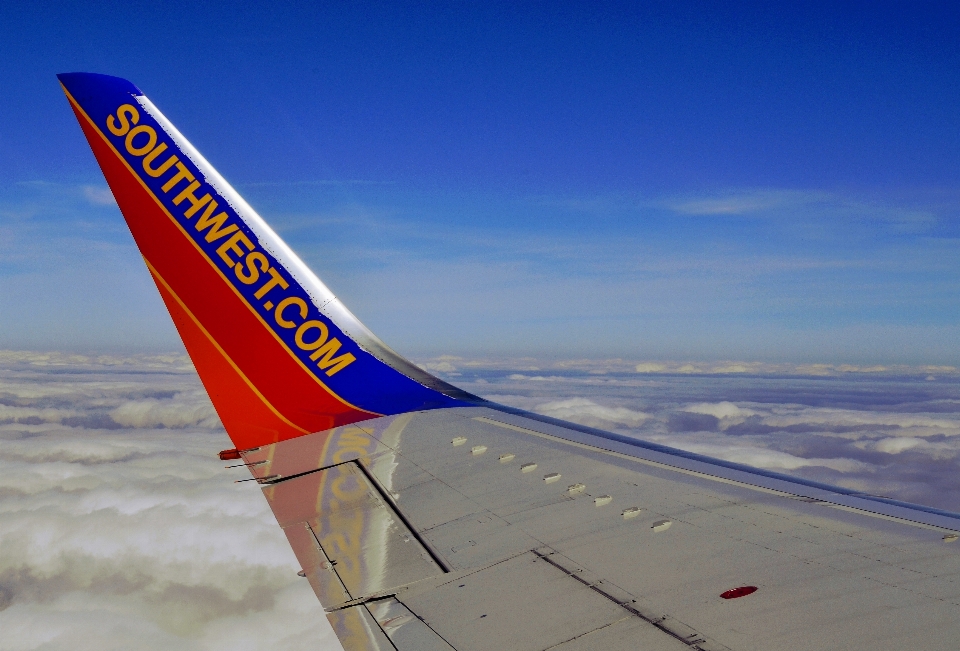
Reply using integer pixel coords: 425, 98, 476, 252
57, 72, 143, 99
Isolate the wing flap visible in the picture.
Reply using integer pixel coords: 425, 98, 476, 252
264, 461, 446, 606
281, 521, 352, 607
402, 551, 663, 651
326, 604, 395, 651
366, 598, 455, 651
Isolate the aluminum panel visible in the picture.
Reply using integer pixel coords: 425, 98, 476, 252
367, 597, 455, 651
326, 604, 395, 651
549, 618, 689, 651
402, 552, 632, 651
264, 462, 444, 601
281, 521, 351, 607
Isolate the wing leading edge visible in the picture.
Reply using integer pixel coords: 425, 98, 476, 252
60, 74, 960, 651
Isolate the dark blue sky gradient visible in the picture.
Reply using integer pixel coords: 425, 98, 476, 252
4, 2, 960, 191
2, 2, 959, 362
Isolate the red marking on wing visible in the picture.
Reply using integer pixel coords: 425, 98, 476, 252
720, 586, 758, 599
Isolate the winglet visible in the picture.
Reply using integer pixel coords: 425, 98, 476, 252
58, 72, 477, 449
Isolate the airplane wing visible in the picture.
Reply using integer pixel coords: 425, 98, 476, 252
58, 72, 960, 651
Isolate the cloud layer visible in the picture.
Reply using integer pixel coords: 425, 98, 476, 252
0, 352, 337, 651
3, 350, 960, 650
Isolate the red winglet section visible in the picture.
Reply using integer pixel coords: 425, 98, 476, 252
58, 73, 471, 450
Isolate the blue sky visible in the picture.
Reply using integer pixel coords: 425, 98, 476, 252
2, 2, 959, 363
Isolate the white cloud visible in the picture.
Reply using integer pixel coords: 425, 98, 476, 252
709, 364, 753, 374
664, 188, 940, 234
652, 436, 873, 473
82, 185, 117, 207
684, 401, 756, 421
533, 398, 650, 429
835, 364, 888, 373
873, 437, 924, 454
635, 363, 666, 373
507, 373, 566, 382
670, 198, 774, 216
110, 396, 222, 429
419, 361, 458, 373
0, 354, 342, 651
761, 408, 960, 435
667, 190, 794, 215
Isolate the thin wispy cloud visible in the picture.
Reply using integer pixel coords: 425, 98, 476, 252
416, 355, 960, 378
667, 190, 795, 216
239, 179, 397, 188
664, 188, 945, 234
81, 185, 116, 207
2, 181, 959, 361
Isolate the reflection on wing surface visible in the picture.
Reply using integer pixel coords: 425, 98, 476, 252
249, 406, 960, 650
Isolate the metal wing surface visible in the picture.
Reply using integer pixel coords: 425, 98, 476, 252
252, 406, 960, 651
57, 73, 960, 651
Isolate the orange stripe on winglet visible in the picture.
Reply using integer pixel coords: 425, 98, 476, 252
147, 260, 311, 449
